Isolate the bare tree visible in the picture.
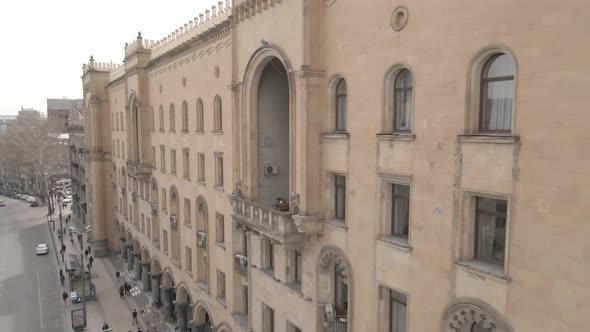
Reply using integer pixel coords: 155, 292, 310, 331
0, 117, 69, 215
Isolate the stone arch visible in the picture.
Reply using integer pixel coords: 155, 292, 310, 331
132, 238, 141, 252
316, 246, 354, 331
214, 322, 233, 332
141, 246, 150, 262
240, 45, 296, 201
151, 257, 162, 273
192, 301, 214, 327
161, 267, 176, 288
441, 297, 514, 332
175, 283, 193, 304
125, 230, 133, 243
381, 63, 416, 133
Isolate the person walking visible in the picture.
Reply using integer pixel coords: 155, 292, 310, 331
132, 309, 138, 325
119, 284, 125, 298
125, 282, 132, 295
60, 273, 65, 287
62, 291, 68, 306
87, 245, 91, 254
101, 322, 110, 331
115, 271, 121, 280
123, 282, 128, 295
89, 256, 94, 267
84, 249, 88, 257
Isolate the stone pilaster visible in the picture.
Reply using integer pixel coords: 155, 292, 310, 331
127, 248, 134, 271
162, 287, 174, 322
133, 254, 141, 280
151, 272, 161, 305
142, 263, 151, 290
176, 302, 188, 332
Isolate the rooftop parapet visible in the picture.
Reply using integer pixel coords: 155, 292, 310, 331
123, 0, 233, 61
82, 56, 124, 76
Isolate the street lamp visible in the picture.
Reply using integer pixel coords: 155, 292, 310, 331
72, 225, 92, 328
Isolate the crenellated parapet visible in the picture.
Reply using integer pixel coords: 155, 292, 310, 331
82, 55, 123, 75
232, 0, 284, 24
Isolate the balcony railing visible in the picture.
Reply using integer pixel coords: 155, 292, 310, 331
325, 315, 348, 332
234, 254, 248, 275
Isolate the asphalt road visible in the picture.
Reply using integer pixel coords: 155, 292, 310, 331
0, 195, 66, 332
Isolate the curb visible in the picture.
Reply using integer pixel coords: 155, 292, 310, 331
47, 219, 61, 264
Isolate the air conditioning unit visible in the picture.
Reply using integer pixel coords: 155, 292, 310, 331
235, 254, 248, 268
170, 215, 178, 229
263, 163, 277, 175
196, 231, 206, 247
150, 203, 157, 215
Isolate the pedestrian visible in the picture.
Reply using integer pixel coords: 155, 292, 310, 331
62, 291, 68, 306
89, 256, 94, 267
65, 217, 69, 225
101, 322, 109, 330
62, 244, 66, 252
126, 282, 132, 295
119, 284, 124, 297
60, 273, 65, 287
115, 271, 120, 279
84, 249, 88, 257
87, 245, 91, 254
132, 308, 138, 325
123, 282, 128, 295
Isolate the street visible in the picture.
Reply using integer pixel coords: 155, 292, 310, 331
0, 195, 66, 332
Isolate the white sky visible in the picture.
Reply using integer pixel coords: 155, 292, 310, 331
0, 0, 220, 115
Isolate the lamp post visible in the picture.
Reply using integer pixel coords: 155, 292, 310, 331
73, 225, 91, 328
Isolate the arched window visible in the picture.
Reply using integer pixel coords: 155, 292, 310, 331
196, 98, 204, 132
150, 107, 155, 132
159, 106, 164, 131
480, 54, 514, 133
169, 103, 176, 132
335, 79, 347, 132
214, 96, 222, 132
182, 101, 189, 131
394, 69, 413, 132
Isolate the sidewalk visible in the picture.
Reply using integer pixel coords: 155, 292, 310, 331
49, 205, 153, 332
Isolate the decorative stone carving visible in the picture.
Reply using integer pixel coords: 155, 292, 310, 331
289, 192, 300, 214
443, 301, 513, 332
214, 65, 220, 79
391, 6, 409, 31
231, 179, 243, 197
319, 248, 348, 281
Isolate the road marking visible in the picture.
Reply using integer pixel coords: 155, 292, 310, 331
36, 268, 45, 329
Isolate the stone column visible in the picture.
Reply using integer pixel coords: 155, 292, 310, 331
133, 254, 141, 280
176, 302, 188, 332
162, 287, 174, 322
127, 248, 134, 271
142, 263, 151, 291
119, 238, 126, 258
151, 273, 161, 305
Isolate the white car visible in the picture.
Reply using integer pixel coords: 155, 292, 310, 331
0, 200, 5, 207
36, 243, 49, 255
63, 197, 72, 203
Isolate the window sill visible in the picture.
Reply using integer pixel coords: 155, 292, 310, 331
183, 177, 190, 181
212, 131, 224, 135
186, 270, 193, 277
285, 282, 302, 295
323, 219, 347, 231
322, 132, 350, 139
214, 186, 224, 192
458, 134, 519, 145
216, 242, 226, 250
171, 172, 177, 177
161, 209, 168, 215
455, 260, 511, 283
376, 133, 416, 141
180, 130, 189, 134
159, 130, 165, 133
160, 170, 166, 174
197, 281, 209, 293
217, 297, 226, 308
197, 181, 206, 187
261, 268, 279, 282
169, 130, 176, 134
377, 236, 412, 252
163, 249, 169, 255
184, 222, 191, 229
196, 131, 205, 135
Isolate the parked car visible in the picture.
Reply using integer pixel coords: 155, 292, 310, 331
0, 200, 5, 207
35, 243, 49, 255
30, 201, 39, 207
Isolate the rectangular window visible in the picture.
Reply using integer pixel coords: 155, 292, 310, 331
242, 285, 249, 316
160, 146, 165, 171
185, 246, 192, 273
262, 238, 273, 271
391, 184, 410, 238
171, 149, 177, 175
141, 213, 145, 234
295, 251, 302, 283
116, 113, 119, 131
197, 153, 205, 183
262, 303, 275, 332
215, 153, 224, 188
152, 146, 156, 167
159, 108, 164, 131
475, 197, 507, 265
122, 145, 126, 160
335, 175, 346, 220
334, 267, 348, 315
389, 289, 407, 332
161, 188, 167, 211
163, 229, 169, 253
217, 270, 226, 300
183, 149, 190, 179
216, 213, 225, 244
184, 198, 191, 226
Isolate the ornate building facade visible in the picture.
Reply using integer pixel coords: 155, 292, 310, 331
81, 0, 590, 331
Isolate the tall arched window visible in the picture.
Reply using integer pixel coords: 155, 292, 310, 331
480, 54, 514, 133
335, 79, 347, 132
182, 101, 189, 131
159, 106, 164, 131
150, 107, 155, 132
394, 69, 413, 132
214, 96, 222, 132
169, 103, 176, 132
196, 98, 204, 132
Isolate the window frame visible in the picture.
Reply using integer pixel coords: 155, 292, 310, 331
393, 69, 413, 133
474, 196, 508, 266
196, 98, 204, 133
182, 148, 190, 179
216, 213, 225, 244
214, 152, 224, 189
159, 106, 164, 132
181, 101, 189, 132
197, 153, 205, 183
334, 174, 346, 221
170, 149, 177, 175
169, 103, 176, 132
478, 54, 515, 134
334, 78, 347, 132
391, 183, 410, 239
213, 95, 222, 132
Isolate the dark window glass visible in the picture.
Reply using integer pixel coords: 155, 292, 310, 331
335, 79, 347, 132
391, 184, 410, 237
335, 175, 346, 220
480, 54, 514, 132
475, 197, 507, 265
394, 69, 413, 132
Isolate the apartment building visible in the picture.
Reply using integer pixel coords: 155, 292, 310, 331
81, 0, 590, 331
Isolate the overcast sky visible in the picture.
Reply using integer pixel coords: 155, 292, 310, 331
0, 0, 220, 115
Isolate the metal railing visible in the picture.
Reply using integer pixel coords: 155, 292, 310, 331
325, 315, 348, 332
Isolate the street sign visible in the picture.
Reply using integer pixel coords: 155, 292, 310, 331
70, 291, 78, 301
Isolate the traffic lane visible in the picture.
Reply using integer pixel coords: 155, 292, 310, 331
0, 196, 65, 332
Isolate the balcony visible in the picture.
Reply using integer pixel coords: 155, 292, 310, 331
150, 203, 157, 215
231, 196, 304, 244
234, 254, 248, 275
126, 161, 152, 180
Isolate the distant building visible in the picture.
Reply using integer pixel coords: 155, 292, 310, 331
47, 98, 83, 130
16, 107, 40, 124
67, 107, 87, 225
0, 115, 17, 135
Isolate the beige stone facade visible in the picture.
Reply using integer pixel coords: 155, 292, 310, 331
82, 1, 590, 331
